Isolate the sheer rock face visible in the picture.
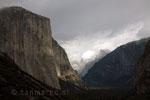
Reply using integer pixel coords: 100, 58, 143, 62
52, 38, 84, 87
0, 7, 60, 89
136, 40, 150, 94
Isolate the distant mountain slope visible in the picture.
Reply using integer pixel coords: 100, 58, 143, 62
83, 37, 150, 87
80, 49, 110, 77
0, 51, 66, 100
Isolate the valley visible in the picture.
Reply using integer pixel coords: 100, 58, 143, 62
0, 6, 150, 100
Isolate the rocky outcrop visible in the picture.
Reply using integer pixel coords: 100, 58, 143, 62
0, 6, 60, 89
52, 38, 84, 87
0, 51, 66, 100
83, 37, 150, 87
136, 40, 150, 94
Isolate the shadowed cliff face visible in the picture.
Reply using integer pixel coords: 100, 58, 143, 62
0, 7, 60, 89
52, 38, 84, 87
0, 51, 67, 100
136, 40, 150, 94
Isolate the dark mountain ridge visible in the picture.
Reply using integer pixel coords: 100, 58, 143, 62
83, 37, 150, 87
136, 39, 150, 95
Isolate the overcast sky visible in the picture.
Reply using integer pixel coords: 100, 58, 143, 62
0, 0, 150, 71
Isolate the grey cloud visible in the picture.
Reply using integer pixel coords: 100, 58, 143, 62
0, 0, 149, 41
0, 0, 150, 71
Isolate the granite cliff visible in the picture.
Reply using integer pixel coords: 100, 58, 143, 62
136, 40, 150, 95
0, 6, 60, 89
0, 6, 83, 89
